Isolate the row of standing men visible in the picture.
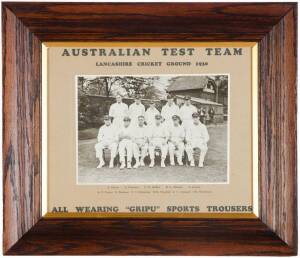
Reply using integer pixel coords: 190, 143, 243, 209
108, 94, 199, 128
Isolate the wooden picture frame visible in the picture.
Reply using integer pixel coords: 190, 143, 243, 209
2, 2, 297, 255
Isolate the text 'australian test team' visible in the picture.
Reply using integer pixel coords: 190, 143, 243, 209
95, 94, 209, 169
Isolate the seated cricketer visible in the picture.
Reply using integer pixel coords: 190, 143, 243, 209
95, 115, 118, 169
132, 115, 148, 169
118, 116, 134, 169
148, 114, 168, 168
185, 112, 210, 167
168, 115, 185, 166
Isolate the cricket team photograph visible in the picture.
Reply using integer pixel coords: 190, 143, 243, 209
77, 75, 228, 184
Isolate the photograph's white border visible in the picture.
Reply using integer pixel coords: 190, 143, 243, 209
75, 73, 230, 186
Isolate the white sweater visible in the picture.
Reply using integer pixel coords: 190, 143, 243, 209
97, 124, 117, 143
129, 103, 145, 123
161, 103, 180, 122
168, 124, 185, 142
186, 122, 209, 144
179, 104, 197, 122
148, 124, 168, 140
109, 102, 128, 121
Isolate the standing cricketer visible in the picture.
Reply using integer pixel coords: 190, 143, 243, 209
95, 115, 118, 168
118, 116, 133, 169
179, 95, 197, 129
145, 100, 160, 127
161, 95, 180, 127
131, 115, 149, 168
128, 94, 145, 126
168, 115, 185, 166
109, 94, 129, 128
185, 112, 210, 167
148, 114, 168, 168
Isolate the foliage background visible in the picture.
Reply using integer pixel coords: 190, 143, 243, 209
77, 75, 227, 130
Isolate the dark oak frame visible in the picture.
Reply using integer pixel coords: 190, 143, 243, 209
2, 2, 297, 255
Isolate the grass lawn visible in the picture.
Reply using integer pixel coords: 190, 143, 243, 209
78, 124, 227, 184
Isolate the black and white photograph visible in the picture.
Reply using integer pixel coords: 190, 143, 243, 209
77, 75, 229, 184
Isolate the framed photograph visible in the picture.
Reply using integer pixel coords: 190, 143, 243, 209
2, 2, 297, 255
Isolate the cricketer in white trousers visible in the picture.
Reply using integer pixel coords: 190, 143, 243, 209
95, 124, 118, 167
168, 124, 185, 165
118, 125, 133, 166
148, 124, 168, 164
109, 102, 129, 128
185, 122, 210, 166
132, 125, 148, 167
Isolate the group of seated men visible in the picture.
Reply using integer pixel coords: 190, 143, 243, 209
95, 94, 210, 169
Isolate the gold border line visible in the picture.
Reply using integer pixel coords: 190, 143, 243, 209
252, 44, 259, 216
44, 212, 258, 219
42, 44, 48, 216
43, 41, 257, 48
42, 41, 259, 219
